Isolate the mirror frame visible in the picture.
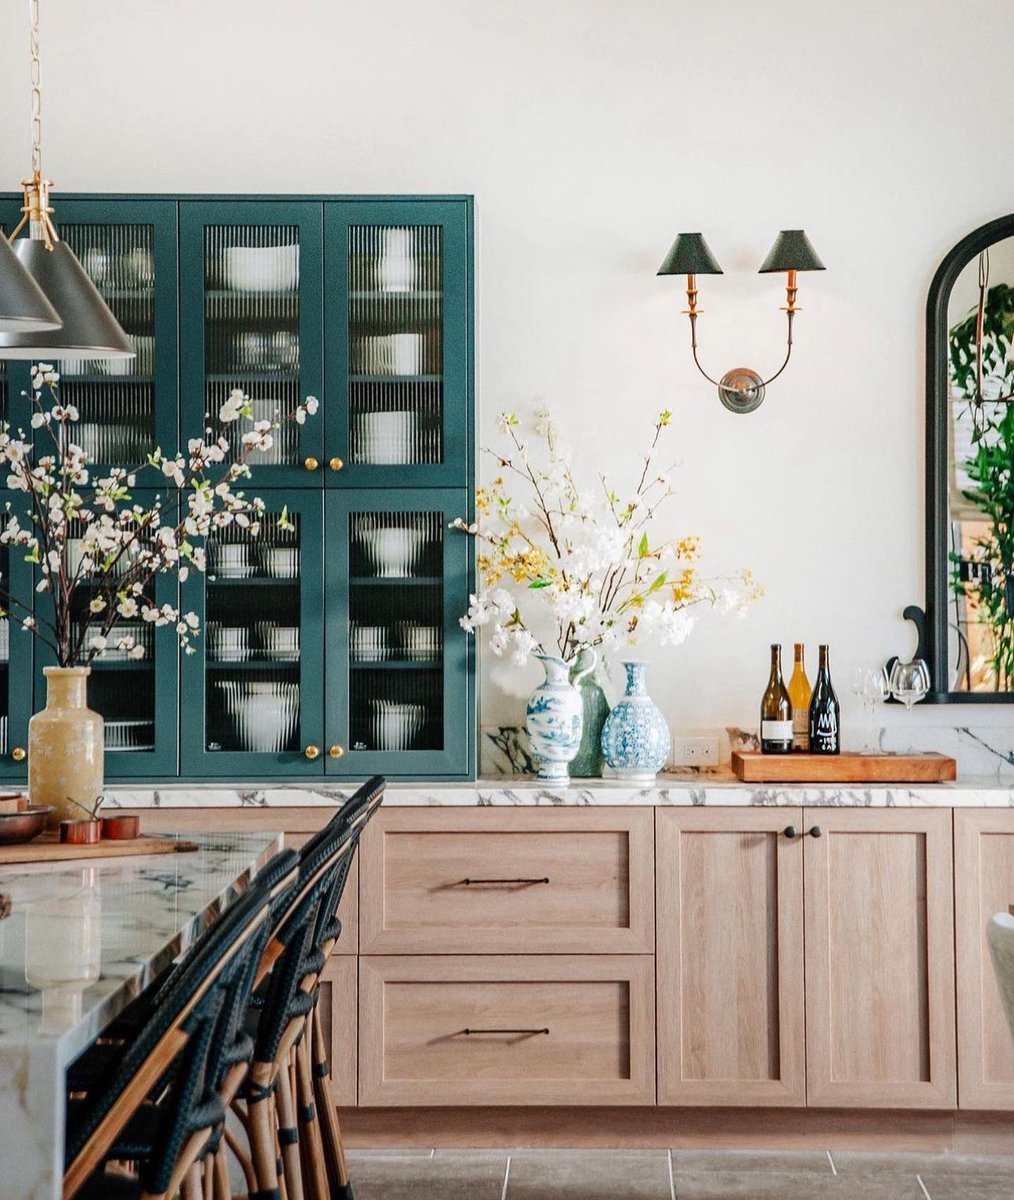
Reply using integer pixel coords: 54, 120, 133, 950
923, 212, 1014, 702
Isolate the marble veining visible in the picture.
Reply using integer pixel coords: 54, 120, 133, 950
0, 832, 281, 1200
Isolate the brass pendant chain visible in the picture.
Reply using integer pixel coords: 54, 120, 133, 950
10, 0, 59, 249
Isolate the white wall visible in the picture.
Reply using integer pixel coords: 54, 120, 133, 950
2, 0, 1013, 743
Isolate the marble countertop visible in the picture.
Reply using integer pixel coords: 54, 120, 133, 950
104, 774, 1014, 809
0, 831, 280, 1200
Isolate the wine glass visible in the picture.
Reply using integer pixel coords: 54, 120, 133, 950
889, 658, 931, 751
852, 665, 890, 752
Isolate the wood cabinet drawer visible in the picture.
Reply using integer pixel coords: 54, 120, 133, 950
358, 955, 655, 1106
358, 807, 654, 953
316, 956, 358, 1107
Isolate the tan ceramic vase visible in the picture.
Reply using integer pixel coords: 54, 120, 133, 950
29, 667, 104, 829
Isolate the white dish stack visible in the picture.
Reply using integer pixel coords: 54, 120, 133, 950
352, 409, 419, 464
357, 523, 426, 578
369, 699, 425, 751
217, 679, 299, 753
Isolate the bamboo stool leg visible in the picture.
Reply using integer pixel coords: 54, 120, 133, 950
213, 1146, 233, 1200
248, 1089, 284, 1200
294, 1033, 332, 1200
311, 1005, 353, 1199
273, 1092, 290, 1200
275, 1054, 306, 1200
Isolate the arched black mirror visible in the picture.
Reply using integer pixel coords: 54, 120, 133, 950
923, 214, 1014, 700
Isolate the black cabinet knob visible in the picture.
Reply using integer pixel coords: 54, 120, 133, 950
808, 825, 823, 838
783, 825, 798, 839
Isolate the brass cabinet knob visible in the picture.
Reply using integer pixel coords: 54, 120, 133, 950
304, 457, 320, 472
11, 747, 25, 762
329, 456, 344, 472
304, 745, 321, 760
329, 744, 345, 759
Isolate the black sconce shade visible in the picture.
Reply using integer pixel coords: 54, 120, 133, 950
758, 230, 825, 274
657, 232, 724, 277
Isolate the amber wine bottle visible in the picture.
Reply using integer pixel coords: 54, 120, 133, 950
808, 644, 840, 755
788, 643, 812, 752
760, 644, 793, 754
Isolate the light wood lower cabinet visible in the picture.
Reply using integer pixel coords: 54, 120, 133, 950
656, 809, 806, 1106
955, 809, 1014, 1109
803, 807, 956, 1108
358, 807, 655, 954
316, 956, 358, 1107
656, 806, 956, 1110
358, 954, 656, 1106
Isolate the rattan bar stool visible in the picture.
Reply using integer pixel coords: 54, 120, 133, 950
64, 850, 300, 1200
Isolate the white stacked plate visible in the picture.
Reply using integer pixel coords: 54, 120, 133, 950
353, 410, 418, 464
207, 624, 251, 662
369, 699, 425, 751
209, 542, 253, 578
350, 623, 392, 661
257, 545, 299, 578
223, 244, 299, 293
352, 332, 424, 376
400, 622, 441, 661
0, 617, 9, 663
106, 720, 155, 751
256, 623, 299, 661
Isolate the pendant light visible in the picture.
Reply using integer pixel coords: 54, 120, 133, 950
0, 0, 134, 360
0, 234, 61, 333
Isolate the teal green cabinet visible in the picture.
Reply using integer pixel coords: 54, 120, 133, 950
0, 192, 475, 782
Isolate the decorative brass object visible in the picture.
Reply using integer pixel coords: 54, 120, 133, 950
329, 456, 344, 472
11, 747, 26, 762
304, 457, 320, 472
304, 744, 321, 760
328, 744, 344, 759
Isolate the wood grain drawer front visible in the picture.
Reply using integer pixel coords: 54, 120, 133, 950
358, 955, 656, 1106
655, 809, 806, 1107
316, 956, 358, 1107
803, 807, 956, 1109
955, 810, 1014, 1110
358, 808, 654, 954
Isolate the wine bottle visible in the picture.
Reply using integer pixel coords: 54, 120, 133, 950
760, 644, 793, 754
788, 643, 812, 752
808, 644, 841, 755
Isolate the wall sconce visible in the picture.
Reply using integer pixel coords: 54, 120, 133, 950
658, 230, 825, 414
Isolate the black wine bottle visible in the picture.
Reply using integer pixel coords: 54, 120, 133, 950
760, 644, 793, 754
808, 644, 841, 755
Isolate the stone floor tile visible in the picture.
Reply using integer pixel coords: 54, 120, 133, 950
832, 1151, 1014, 1177
507, 1149, 672, 1200
350, 1150, 508, 1200
671, 1149, 834, 1176
918, 1171, 1014, 1200
672, 1172, 925, 1199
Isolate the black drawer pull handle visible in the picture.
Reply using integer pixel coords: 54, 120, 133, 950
461, 877, 550, 885
462, 1027, 550, 1036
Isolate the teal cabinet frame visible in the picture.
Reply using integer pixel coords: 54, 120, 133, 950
323, 199, 472, 489
324, 488, 471, 778
179, 489, 326, 777
0, 500, 35, 777
179, 200, 325, 490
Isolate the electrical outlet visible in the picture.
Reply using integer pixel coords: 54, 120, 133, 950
672, 735, 720, 768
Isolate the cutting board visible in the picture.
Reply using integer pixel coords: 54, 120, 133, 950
0, 834, 199, 865
731, 750, 957, 784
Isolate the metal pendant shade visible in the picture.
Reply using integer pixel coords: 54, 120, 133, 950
758, 229, 825, 274
0, 238, 135, 359
657, 232, 724, 277
0, 232, 61, 333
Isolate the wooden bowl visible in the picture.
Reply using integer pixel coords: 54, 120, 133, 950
59, 819, 102, 845
100, 814, 140, 841
0, 806, 53, 845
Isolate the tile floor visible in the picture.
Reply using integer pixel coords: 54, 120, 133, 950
346, 1148, 1014, 1200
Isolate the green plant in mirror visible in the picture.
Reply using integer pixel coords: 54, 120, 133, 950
948, 284, 1014, 689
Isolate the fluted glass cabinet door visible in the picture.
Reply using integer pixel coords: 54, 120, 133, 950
325, 489, 471, 777
324, 200, 471, 488
179, 201, 323, 488
31, 488, 179, 779
0, 506, 35, 779
180, 490, 324, 776
42, 200, 179, 472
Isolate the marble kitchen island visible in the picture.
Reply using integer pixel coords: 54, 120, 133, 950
0, 832, 281, 1200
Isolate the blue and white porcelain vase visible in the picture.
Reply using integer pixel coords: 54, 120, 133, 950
601, 660, 671, 783
525, 653, 594, 784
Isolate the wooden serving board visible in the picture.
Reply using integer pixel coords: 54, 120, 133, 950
0, 834, 199, 865
731, 750, 957, 784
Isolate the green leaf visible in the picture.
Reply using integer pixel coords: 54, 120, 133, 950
528, 578, 553, 589
637, 532, 649, 558
647, 571, 668, 594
